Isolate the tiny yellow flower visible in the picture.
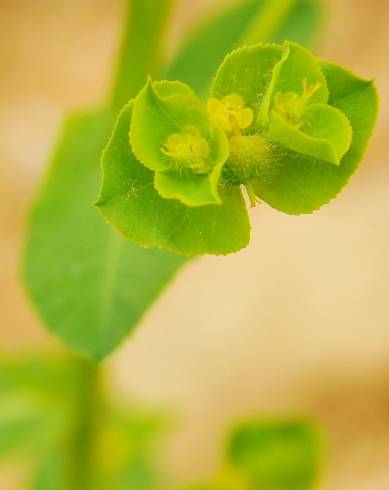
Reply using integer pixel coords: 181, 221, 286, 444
207, 93, 254, 135
274, 78, 322, 128
162, 125, 210, 174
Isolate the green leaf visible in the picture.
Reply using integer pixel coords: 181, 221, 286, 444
33, 453, 68, 490
23, 112, 186, 360
253, 63, 378, 214
23, 0, 325, 358
130, 81, 229, 206
211, 44, 284, 115
165, 0, 324, 95
154, 160, 223, 207
267, 103, 352, 164
261, 40, 343, 155
228, 420, 321, 490
211, 42, 327, 128
130, 81, 203, 172
0, 392, 66, 457
0, 357, 76, 394
22, 0, 188, 360
258, 41, 328, 127
0, 357, 78, 457
96, 103, 250, 256
269, 42, 329, 106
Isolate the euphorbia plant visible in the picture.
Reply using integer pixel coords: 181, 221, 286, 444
5, 0, 377, 487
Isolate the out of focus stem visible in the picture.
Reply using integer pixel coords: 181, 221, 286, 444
242, 0, 297, 45
110, 0, 175, 109
67, 359, 101, 490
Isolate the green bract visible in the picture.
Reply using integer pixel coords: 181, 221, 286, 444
97, 41, 378, 257
130, 80, 229, 207
97, 102, 250, 257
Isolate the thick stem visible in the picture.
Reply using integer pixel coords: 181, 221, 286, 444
245, 181, 259, 208
67, 359, 101, 490
110, 0, 175, 110
241, 0, 297, 45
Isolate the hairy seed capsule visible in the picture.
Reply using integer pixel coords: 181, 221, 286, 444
224, 134, 273, 185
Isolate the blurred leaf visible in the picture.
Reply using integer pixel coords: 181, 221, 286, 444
0, 356, 76, 394
228, 420, 321, 490
93, 408, 168, 490
165, 0, 323, 95
23, 111, 185, 360
22, 0, 324, 358
0, 393, 66, 457
22, 0, 186, 361
0, 357, 79, 457
33, 453, 69, 490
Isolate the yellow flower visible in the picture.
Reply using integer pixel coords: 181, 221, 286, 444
207, 94, 254, 135
274, 78, 322, 128
162, 125, 210, 174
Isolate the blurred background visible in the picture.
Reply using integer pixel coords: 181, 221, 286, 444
1, 0, 389, 488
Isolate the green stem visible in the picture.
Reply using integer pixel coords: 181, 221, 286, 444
110, 0, 175, 110
245, 182, 259, 208
241, 0, 297, 45
67, 359, 101, 490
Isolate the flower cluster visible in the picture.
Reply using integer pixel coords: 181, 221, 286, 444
97, 41, 377, 256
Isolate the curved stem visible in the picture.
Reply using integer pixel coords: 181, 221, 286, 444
242, 0, 296, 45
110, 0, 175, 110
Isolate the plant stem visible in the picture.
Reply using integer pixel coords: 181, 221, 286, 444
242, 0, 297, 45
110, 0, 175, 110
67, 358, 101, 490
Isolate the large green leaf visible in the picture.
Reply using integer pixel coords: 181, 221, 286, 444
22, 0, 184, 361
165, 0, 323, 95
23, 112, 185, 360
22, 0, 324, 359
97, 103, 250, 256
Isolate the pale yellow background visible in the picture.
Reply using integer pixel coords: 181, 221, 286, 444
1, 0, 389, 488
